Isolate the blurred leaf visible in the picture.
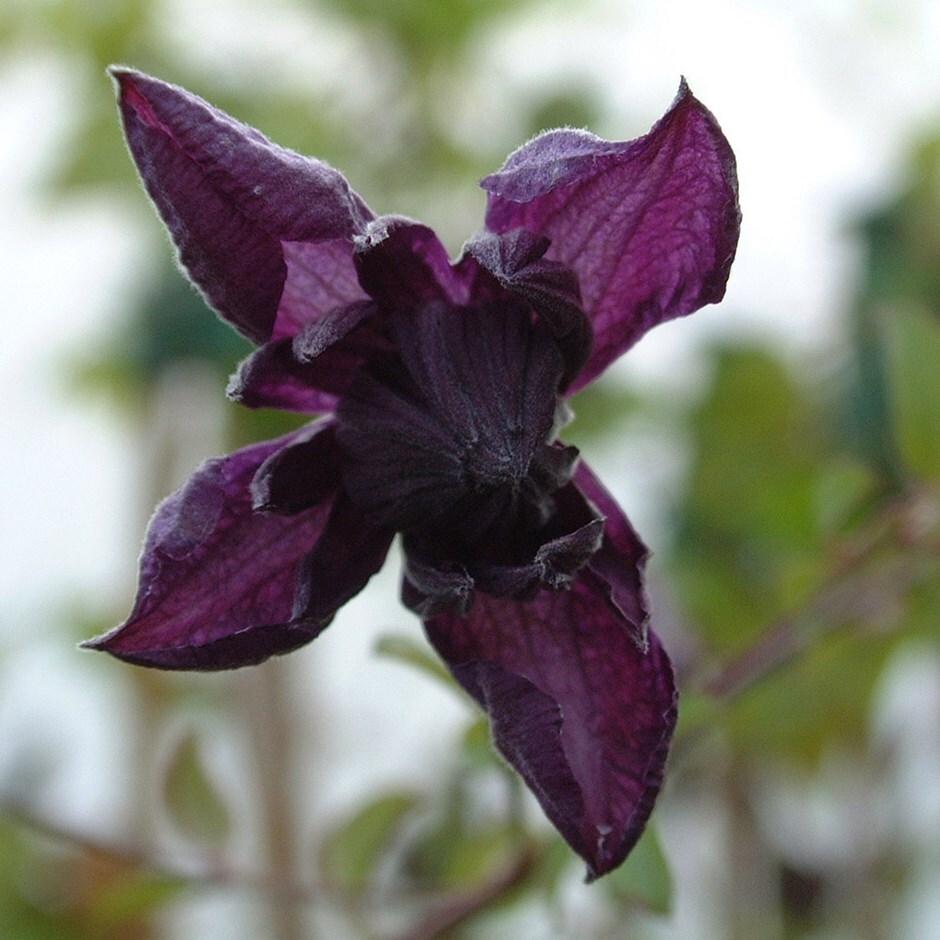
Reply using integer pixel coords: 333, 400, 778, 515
162, 731, 231, 847
90, 871, 186, 929
603, 824, 673, 915
320, 791, 422, 893
565, 378, 643, 446
375, 633, 456, 689
884, 304, 940, 481
671, 345, 830, 654
318, 0, 534, 62
460, 716, 502, 771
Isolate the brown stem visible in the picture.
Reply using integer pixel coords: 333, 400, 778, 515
391, 845, 539, 940
239, 658, 308, 940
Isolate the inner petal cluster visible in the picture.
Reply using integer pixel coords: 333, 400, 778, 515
334, 300, 567, 544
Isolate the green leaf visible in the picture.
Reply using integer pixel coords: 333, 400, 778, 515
603, 824, 673, 915
320, 791, 422, 893
375, 633, 455, 688
884, 304, 940, 480
91, 872, 187, 928
162, 731, 232, 847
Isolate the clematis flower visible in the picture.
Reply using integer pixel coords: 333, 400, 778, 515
85, 69, 739, 879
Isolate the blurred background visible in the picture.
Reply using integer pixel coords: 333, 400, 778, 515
2, 0, 940, 937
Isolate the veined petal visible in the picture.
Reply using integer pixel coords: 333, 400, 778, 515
424, 573, 677, 879
113, 69, 372, 344
465, 229, 592, 389
482, 80, 740, 390
292, 493, 394, 624
83, 433, 338, 670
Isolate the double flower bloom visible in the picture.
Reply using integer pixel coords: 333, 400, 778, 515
87, 70, 740, 879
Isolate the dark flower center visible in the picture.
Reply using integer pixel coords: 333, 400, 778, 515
334, 300, 569, 544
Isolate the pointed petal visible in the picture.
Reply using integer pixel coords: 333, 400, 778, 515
424, 573, 677, 878
483, 80, 740, 389
83, 433, 339, 670
113, 69, 372, 344
574, 461, 651, 643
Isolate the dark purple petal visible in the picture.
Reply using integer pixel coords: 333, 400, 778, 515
292, 493, 394, 624
466, 229, 592, 388
113, 69, 372, 344
336, 303, 563, 537
83, 434, 337, 670
353, 217, 473, 308
401, 547, 476, 617
227, 338, 340, 413
424, 572, 677, 879
251, 419, 342, 514
574, 461, 651, 643
483, 80, 740, 390
228, 301, 388, 412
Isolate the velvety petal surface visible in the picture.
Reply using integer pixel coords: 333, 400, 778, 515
84, 433, 340, 670
424, 572, 677, 879
353, 216, 475, 309
114, 69, 372, 344
482, 80, 740, 390
228, 301, 387, 413
574, 460, 651, 644
465, 229, 592, 388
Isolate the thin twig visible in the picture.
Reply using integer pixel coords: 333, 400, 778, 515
390, 844, 539, 940
700, 487, 940, 703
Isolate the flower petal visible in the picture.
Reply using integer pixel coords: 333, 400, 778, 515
227, 338, 340, 413
424, 573, 677, 879
465, 229, 592, 389
113, 69, 372, 344
228, 300, 388, 413
574, 461, 651, 644
291, 493, 394, 624
83, 434, 339, 670
251, 419, 342, 513
353, 217, 472, 308
482, 80, 740, 389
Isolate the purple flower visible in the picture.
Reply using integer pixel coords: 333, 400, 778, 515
85, 70, 739, 879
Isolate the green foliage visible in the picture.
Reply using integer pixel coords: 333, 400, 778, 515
162, 730, 232, 847
884, 305, 940, 481
375, 632, 458, 690
320, 791, 423, 893
671, 345, 835, 656
602, 824, 673, 915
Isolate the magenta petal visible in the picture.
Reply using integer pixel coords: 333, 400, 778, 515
83, 434, 336, 670
483, 80, 740, 389
574, 461, 651, 643
113, 69, 373, 344
425, 573, 677, 878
